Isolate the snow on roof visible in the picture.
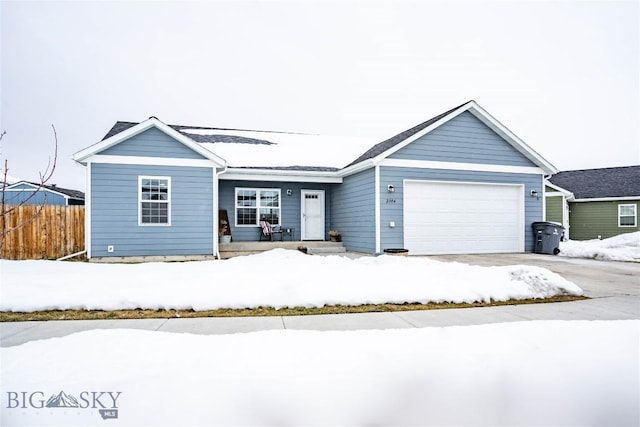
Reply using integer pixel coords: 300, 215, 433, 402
180, 128, 376, 169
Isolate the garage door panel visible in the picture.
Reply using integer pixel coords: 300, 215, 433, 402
404, 181, 523, 255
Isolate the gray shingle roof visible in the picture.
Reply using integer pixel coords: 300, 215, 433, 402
344, 100, 472, 167
102, 121, 292, 145
101, 102, 486, 172
177, 132, 273, 145
15, 181, 85, 200
548, 166, 640, 199
45, 184, 85, 200
102, 121, 137, 140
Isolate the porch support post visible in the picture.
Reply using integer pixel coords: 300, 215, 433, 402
213, 167, 219, 258
374, 164, 381, 254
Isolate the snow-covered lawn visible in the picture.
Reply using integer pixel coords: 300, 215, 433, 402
0, 249, 582, 312
1, 320, 637, 426
560, 231, 640, 262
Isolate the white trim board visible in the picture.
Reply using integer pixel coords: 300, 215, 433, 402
85, 154, 218, 169
379, 158, 544, 175
221, 169, 342, 183
572, 197, 640, 203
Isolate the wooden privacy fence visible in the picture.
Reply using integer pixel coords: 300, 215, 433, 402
1, 205, 85, 260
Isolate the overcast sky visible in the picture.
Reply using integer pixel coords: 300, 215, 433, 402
1, 0, 638, 190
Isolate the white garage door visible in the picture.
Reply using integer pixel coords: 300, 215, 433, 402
404, 180, 524, 255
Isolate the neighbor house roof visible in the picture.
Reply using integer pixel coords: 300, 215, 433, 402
6, 181, 85, 200
548, 166, 640, 200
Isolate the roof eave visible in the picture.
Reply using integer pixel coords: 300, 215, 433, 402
336, 159, 376, 177
571, 196, 640, 202
544, 180, 575, 199
221, 167, 343, 183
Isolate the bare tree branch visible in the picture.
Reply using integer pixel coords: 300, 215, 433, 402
0, 126, 58, 253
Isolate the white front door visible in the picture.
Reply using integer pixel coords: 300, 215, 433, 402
301, 190, 325, 240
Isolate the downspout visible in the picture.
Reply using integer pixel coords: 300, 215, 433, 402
215, 164, 228, 260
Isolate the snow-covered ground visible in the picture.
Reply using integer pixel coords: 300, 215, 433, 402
560, 231, 640, 262
1, 320, 637, 426
0, 249, 582, 312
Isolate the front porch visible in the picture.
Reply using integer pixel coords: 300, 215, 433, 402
219, 240, 345, 259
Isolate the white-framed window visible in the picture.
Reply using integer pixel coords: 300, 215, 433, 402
139, 176, 171, 226
618, 204, 637, 227
235, 188, 281, 226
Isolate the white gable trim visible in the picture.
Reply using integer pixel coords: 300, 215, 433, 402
466, 103, 557, 174
369, 101, 557, 175
73, 118, 227, 167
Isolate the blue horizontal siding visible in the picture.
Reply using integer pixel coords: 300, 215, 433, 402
91, 163, 214, 257
218, 180, 334, 241
100, 127, 206, 159
330, 168, 376, 253
3, 187, 67, 205
379, 167, 543, 252
390, 112, 536, 167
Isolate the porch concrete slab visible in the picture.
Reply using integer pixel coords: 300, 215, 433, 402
282, 311, 413, 331
0, 318, 166, 347
157, 316, 284, 335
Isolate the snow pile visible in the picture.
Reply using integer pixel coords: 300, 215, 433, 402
560, 231, 640, 262
1, 321, 637, 426
0, 249, 582, 312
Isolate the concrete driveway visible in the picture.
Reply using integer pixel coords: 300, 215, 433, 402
2, 254, 638, 347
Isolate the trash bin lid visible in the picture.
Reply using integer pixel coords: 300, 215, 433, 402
532, 221, 564, 229
383, 248, 409, 254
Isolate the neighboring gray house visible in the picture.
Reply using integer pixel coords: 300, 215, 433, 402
73, 100, 556, 260
546, 166, 640, 240
2, 181, 85, 206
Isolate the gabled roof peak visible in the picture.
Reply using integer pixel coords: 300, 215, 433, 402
343, 100, 556, 174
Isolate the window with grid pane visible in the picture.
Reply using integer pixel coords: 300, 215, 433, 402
139, 176, 170, 225
235, 188, 280, 226
618, 204, 637, 227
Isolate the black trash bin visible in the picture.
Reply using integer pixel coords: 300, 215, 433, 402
532, 222, 564, 255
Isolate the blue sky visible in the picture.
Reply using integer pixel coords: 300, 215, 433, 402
1, 0, 638, 190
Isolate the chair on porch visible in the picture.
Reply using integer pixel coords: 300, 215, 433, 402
259, 220, 284, 241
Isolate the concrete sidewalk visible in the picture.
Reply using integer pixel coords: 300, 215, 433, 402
2, 254, 638, 347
